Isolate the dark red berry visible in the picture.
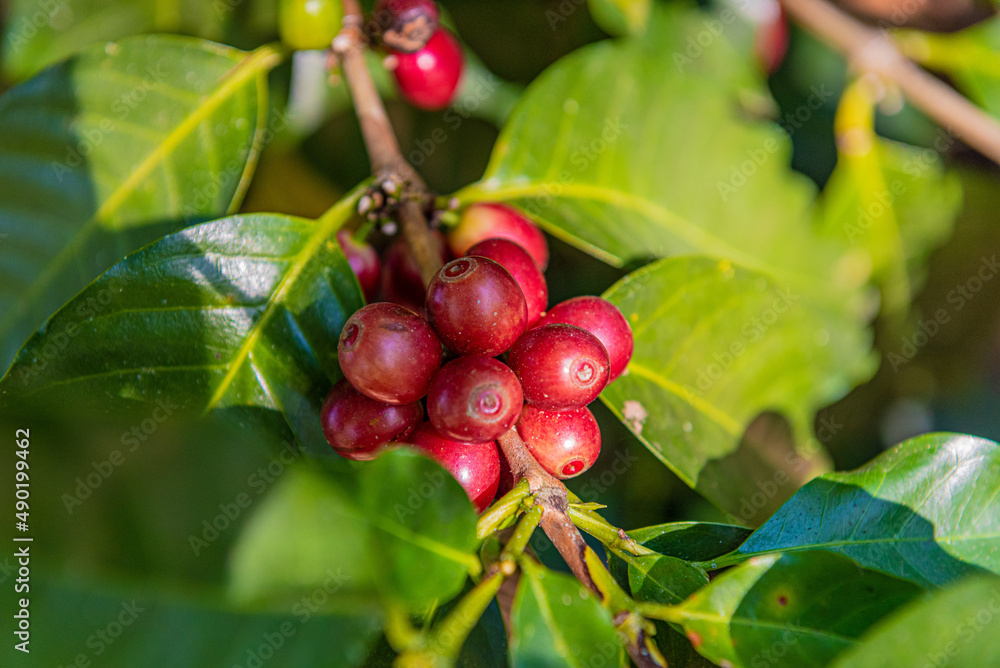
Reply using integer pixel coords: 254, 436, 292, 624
375, 0, 439, 53
755, 4, 788, 74
467, 238, 548, 327
538, 296, 634, 381
450, 203, 549, 270
380, 230, 449, 314
507, 324, 610, 411
516, 404, 601, 479
426, 356, 523, 443
338, 302, 443, 404
410, 422, 500, 512
336, 229, 381, 302
391, 28, 464, 110
321, 380, 422, 461
425, 257, 527, 357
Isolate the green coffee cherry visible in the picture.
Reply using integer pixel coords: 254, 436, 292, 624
279, 0, 343, 51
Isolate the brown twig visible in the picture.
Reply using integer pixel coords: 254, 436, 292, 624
332, 0, 441, 285
779, 0, 1000, 166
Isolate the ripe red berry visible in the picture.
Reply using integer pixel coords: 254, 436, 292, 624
754, 3, 788, 75
338, 302, 443, 404
410, 422, 500, 512
321, 380, 422, 461
467, 238, 548, 327
538, 296, 634, 381
450, 203, 549, 270
507, 324, 610, 411
425, 257, 527, 357
426, 356, 523, 443
380, 230, 449, 314
336, 230, 381, 302
391, 28, 464, 110
516, 404, 601, 479
375, 0, 439, 53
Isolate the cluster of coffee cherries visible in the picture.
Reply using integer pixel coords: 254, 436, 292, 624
324, 203, 634, 512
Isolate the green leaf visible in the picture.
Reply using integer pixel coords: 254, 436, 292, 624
587, 0, 651, 36
453, 8, 851, 301
0, 576, 381, 667
668, 552, 923, 668
831, 576, 1000, 668
730, 433, 1000, 587
230, 451, 480, 612
627, 522, 753, 561
819, 79, 962, 315
1, 0, 231, 80
228, 465, 374, 605
626, 554, 708, 605
0, 35, 280, 371
361, 449, 480, 608
510, 559, 623, 668
1, 204, 366, 456
601, 256, 875, 516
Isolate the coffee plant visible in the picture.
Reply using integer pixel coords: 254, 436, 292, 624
2, 0, 1000, 666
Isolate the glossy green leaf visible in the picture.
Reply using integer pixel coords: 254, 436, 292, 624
587, 0, 651, 36
230, 450, 480, 612
0, 35, 280, 371
601, 256, 875, 516
1, 0, 230, 80
627, 522, 753, 561
361, 449, 480, 608
510, 559, 623, 668
626, 554, 707, 606
228, 465, 374, 605
0, 205, 366, 456
831, 576, 1000, 668
0, 576, 381, 667
670, 552, 923, 668
453, 8, 851, 301
730, 433, 1000, 587
820, 79, 962, 315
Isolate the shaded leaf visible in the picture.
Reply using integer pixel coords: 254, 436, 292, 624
831, 576, 1000, 668
0, 35, 279, 370
628, 522, 753, 562
671, 552, 923, 668
0, 576, 381, 667
601, 256, 874, 516
510, 559, 623, 668
820, 78, 962, 315
626, 554, 707, 606
730, 433, 1000, 587
1, 205, 366, 456
1, 0, 230, 80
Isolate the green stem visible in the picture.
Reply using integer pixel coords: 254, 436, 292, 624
636, 601, 685, 625
424, 572, 505, 660
385, 603, 422, 651
567, 505, 656, 558
500, 503, 543, 562
476, 479, 531, 539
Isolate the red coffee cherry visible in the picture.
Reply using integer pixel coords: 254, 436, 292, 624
538, 296, 634, 381
410, 422, 500, 512
426, 356, 523, 443
336, 230, 381, 302
467, 238, 548, 327
425, 257, 527, 357
391, 28, 464, 110
449, 203, 549, 270
321, 380, 422, 461
338, 302, 443, 404
516, 404, 601, 479
375, 0, 439, 53
507, 324, 610, 411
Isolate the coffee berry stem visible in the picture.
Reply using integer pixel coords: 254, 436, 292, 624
567, 504, 657, 558
476, 478, 531, 540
